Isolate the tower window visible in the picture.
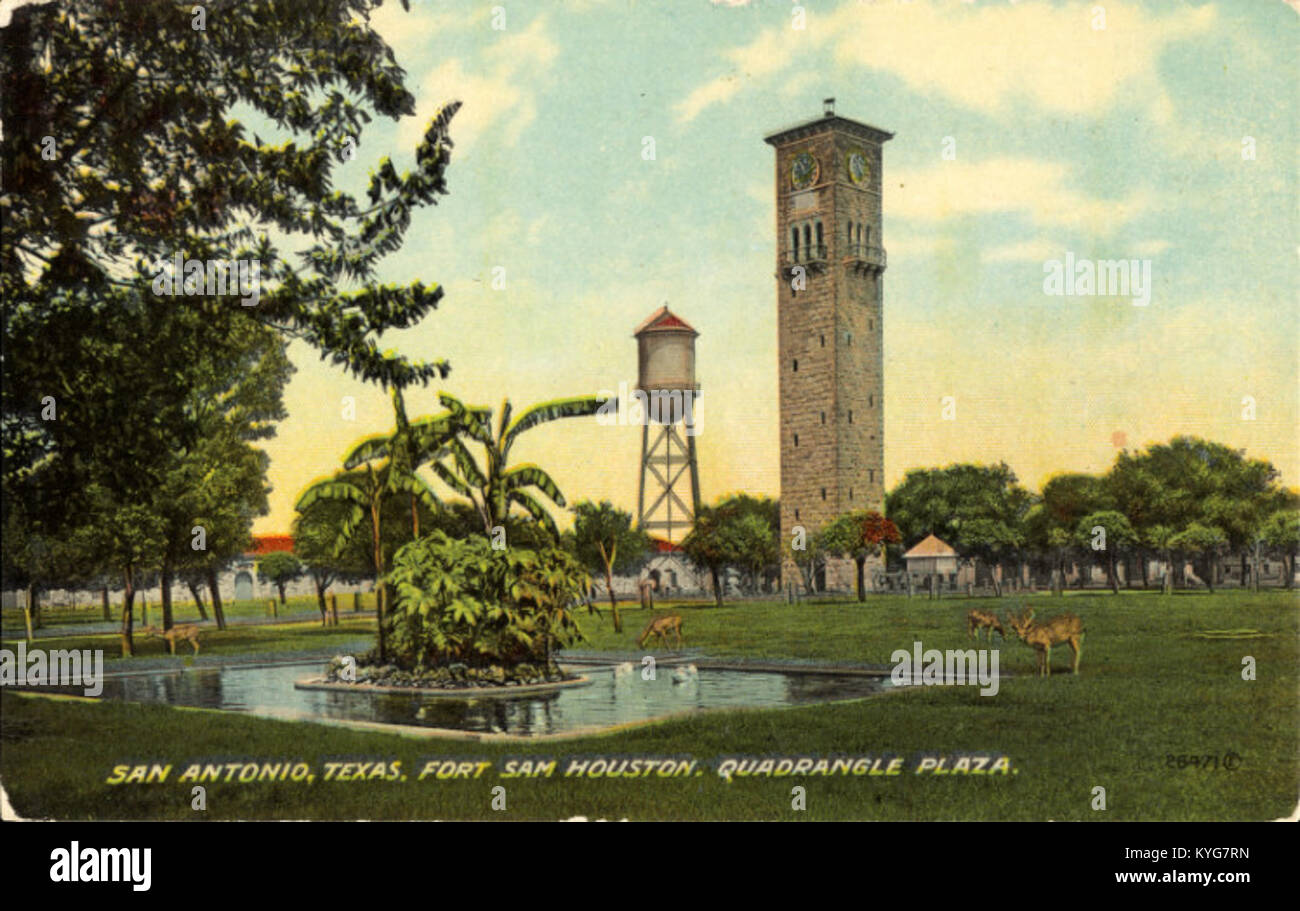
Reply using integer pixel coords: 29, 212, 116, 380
868, 394, 874, 407
869, 319, 873, 330
847, 221, 853, 244
857, 225, 864, 246
820, 412, 825, 424
820, 488, 827, 500
791, 226, 799, 258
803, 224, 811, 249
793, 433, 799, 447
815, 221, 823, 246
795, 509, 800, 521
849, 488, 853, 500
848, 409, 853, 424
792, 358, 798, 372
868, 469, 875, 483
845, 331, 852, 345
819, 334, 825, 347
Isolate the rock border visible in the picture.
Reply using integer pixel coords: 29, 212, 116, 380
294, 674, 592, 698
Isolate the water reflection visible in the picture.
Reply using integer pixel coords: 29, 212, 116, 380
88, 662, 892, 736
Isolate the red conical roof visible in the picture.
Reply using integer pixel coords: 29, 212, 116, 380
633, 305, 698, 336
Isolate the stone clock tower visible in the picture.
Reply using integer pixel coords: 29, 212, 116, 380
765, 99, 892, 593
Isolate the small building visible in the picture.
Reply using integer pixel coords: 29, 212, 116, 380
903, 534, 961, 585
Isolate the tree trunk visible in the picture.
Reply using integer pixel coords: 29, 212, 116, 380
1139, 551, 1149, 589
372, 499, 386, 662
102, 585, 112, 621
855, 557, 865, 602
1201, 555, 1214, 593
120, 566, 136, 657
277, 582, 286, 605
315, 576, 329, 625
711, 565, 723, 609
161, 555, 174, 634
206, 566, 227, 631
411, 492, 419, 539
187, 580, 209, 620
604, 565, 621, 634
27, 582, 42, 630
1107, 553, 1119, 595
1251, 540, 1261, 593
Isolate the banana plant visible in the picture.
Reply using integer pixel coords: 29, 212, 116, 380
295, 390, 444, 661
419, 392, 607, 538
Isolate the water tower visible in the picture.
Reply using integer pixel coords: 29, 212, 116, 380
634, 306, 701, 543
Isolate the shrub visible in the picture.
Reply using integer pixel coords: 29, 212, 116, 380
383, 531, 589, 674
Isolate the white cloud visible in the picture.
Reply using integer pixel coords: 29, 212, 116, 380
398, 16, 558, 154
890, 158, 1155, 229
982, 238, 1064, 263
677, 0, 1217, 122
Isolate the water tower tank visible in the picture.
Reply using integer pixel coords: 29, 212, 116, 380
634, 305, 698, 396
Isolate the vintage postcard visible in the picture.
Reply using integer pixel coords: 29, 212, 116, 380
1, 0, 1297, 861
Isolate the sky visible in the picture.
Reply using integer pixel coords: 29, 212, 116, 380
252, 0, 1298, 535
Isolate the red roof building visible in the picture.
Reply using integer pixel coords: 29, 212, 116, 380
249, 534, 294, 556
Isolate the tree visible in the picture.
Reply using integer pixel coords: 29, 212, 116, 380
1261, 510, 1300, 589
1075, 510, 1137, 595
257, 552, 304, 605
822, 511, 901, 601
294, 498, 371, 623
3, 2, 460, 645
1143, 524, 1177, 594
295, 458, 439, 661
422, 393, 606, 537
887, 463, 1031, 594
715, 494, 780, 594
570, 501, 650, 634
1170, 523, 1228, 593
680, 505, 735, 608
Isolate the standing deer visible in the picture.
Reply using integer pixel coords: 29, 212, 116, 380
1004, 608, 1084, 676
966, 608, 1005, 642
636, 614, 684, 650
140, 624, 203, 655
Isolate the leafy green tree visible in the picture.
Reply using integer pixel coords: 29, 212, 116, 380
715, 494, 780, 594
421, 393, 606, 536
257, 552, 304, 605
887, 463, 1031, 595
570, 500, 650, 633
1261, 510, 1300, 589
681, 505, 736, 607
1143, 524, 1178, 595
295, 458, 439, 660
294, 498, 372, 622
822, 511, 901, 601
1170, 523, 1228, 593
1075, 510, 1137, 595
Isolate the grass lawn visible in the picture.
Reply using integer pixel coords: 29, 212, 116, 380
1, 591, 380, 634
2, 589, 1296, 820
0, 617, 375, 662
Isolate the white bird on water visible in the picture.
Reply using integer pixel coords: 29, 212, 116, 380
613, 662, 634, 678
671, 664, 698, 685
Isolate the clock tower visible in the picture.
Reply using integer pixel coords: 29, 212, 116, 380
765, 99, 892, 593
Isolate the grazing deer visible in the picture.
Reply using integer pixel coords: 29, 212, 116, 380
1004, 608, 1083, 677
636, 614, 684, 650
140, 624, 203, 655
966, 608, 1005, 642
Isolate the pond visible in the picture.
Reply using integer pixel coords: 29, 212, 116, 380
72, 659, 896, 737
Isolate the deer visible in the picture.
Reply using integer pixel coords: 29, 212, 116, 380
636, 614, 684, 651
1004, 607, 1083, 677
966, 608, 1005, 642
139, 624, 203, 656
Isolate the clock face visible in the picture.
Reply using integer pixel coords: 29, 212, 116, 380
790, 151, 819, 190
847, 149, 870, 186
